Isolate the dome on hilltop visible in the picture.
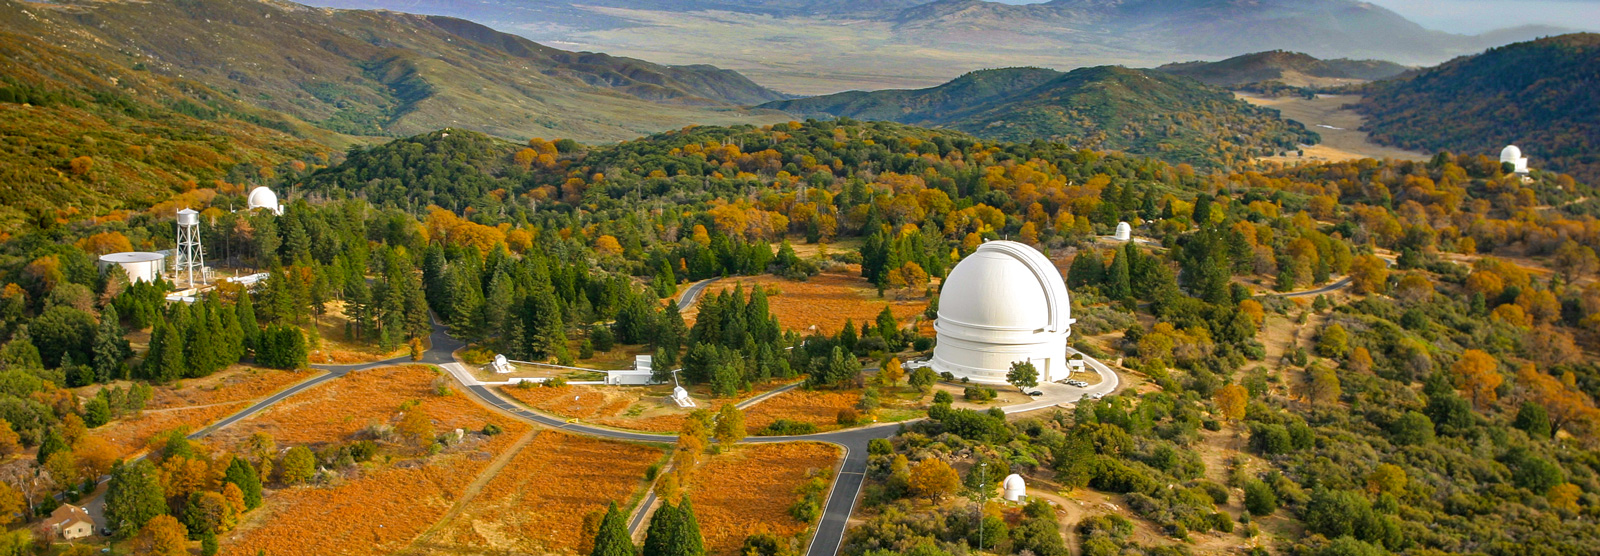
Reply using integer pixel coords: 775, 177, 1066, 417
932, 241, 1074, 384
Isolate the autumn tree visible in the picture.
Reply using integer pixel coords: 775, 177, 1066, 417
0, 420, 17, 457
131, 515, 188, 556
1349, 255, 1389, 294
1298, 364, 1342, 414
398, 407, 436, 447
0, 482, 21, 526
879, 356, 905, 387
1518, 364, 1600, 438
280, 446, 316, 485
908, 458, 960, 501
1215, 384, 1247, 422
713, 404, 745, 444
224, 456, 263, 510
1347, 347, 1373, 374
1317, 324, 1350, 358
1452, 349, 1503, 409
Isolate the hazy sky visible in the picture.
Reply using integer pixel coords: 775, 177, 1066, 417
996, 0, 1600, 34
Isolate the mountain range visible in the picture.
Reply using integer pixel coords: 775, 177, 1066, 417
760, 66, 1318, 167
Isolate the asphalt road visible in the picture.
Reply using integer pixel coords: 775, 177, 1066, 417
676, 277, 719, 311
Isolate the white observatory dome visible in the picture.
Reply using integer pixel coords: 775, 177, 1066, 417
1114, 222, 1132, 242
1002, 473, 1027, 501
247, 186, 283, 215
932, 241, 1074, 384
1501, 145, 1529, 174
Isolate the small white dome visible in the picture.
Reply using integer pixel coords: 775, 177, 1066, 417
1002, 473, 1027, 501
247, 186, 279, 211
1500, 145, 1522, 163
1114, 222, 1132, 241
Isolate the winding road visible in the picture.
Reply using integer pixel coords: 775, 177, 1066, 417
133, 276, 1113, 556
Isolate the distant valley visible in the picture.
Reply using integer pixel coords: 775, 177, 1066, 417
302, 0, 1572, 94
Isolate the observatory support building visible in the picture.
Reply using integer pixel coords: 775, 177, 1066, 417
931, 241, 1076, 385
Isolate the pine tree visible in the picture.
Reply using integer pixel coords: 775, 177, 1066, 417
224, 456, 264, 510
590, 501, 635, 556
677, 495, 705, 556
236, 291, 259, 353
105, 460, 167, 538
1106, 249, 1131, 301
93, 305, 128, 383
642, 500, 680, 556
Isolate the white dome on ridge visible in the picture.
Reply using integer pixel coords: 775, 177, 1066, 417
1500, 145, 1522, 162
247, 186, 282, 214
932, 241, 1074, 384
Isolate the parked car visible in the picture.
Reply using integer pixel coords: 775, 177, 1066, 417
1027, 391, 1043, 397
1088, 392, 1104, 399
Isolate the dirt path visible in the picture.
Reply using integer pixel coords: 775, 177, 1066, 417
398, 429, 542, 552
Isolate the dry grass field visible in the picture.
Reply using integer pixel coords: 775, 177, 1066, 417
499, 384, 640, 420
743, 389, 863, 433
685, 268, 929, 336
1237, 93, 1428, 164
84, 365, 319, 459
412, 432, 665, 555
222, 429, 528, 556
207, 365, 523, 451
307, 300, 410, 364
688, 443, 843, 556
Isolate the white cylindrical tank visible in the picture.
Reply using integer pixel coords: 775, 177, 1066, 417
1002, 474, 1026, 502
932, 241, 1074, 384
99, 252, 165, 284
1114, 222, 1132, 241
176, 208, 200, 226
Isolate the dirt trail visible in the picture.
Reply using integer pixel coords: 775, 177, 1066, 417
398, 429, 542, 552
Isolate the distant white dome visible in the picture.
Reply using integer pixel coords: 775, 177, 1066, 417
247, 186, 282, 214
1002, 473, 1027, 501
932, 241, 1074, 384
1114, 222, 1132, 241
1500, 145, 1529, 174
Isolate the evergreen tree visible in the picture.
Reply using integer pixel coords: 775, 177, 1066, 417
1106, 250, 1131, 301
92, 305, 128, 383
36, 428, 67, 465
677, 495, 705, 556
106, 460, 168, 538
223, 456, 264, 510
590, 501, 635, 556
236, 291, 259, 353
641, 500, 681, 556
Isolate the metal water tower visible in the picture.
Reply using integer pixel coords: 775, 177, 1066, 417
174, 208, 205, 288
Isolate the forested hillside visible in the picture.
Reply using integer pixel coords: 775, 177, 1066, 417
1355, 33, 1600, 183
1156, 50, 1410, 88
6, 113, 1600, 555
0, 0, 786, 142
761, 67, 1319, 168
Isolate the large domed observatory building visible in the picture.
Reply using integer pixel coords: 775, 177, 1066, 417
932, 241, 1075, 385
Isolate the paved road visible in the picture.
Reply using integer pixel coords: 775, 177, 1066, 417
1269, 274, 1353, 298
676, 278, 719, 311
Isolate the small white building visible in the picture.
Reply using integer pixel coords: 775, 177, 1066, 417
99, 252, 166, 284
1113, 222, 1132, 242
1501, 145, 1529, 175
672, 384, 696, 408
932, 241, 1076, 384
1002, 474, 1027, 502
604, 355, 657, 385
491, 354, 514, 374
247, 186, 285, 215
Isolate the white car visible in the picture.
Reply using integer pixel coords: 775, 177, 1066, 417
1088, 392, 1105, 399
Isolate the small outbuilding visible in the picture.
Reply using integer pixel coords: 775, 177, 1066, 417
1002, 474, 1027, 502
37, 504, 94, 540
491, 354, 514, 374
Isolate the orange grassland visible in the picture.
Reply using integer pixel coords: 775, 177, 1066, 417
499, 384, 638, 420
688, 442, 843, 556
744, 389, 863, 433
86, 366, 319, 459
419, 431, 665, 555
208, 365, 518, 450
684, 269, 928, 336
223, 428, 528, 556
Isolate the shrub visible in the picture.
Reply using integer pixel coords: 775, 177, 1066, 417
963, 386, 996, 402
759, 420, 819, 436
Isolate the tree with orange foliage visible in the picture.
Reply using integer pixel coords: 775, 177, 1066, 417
1347, 346, 1373, 374
1349, 255, 1389, 294
1491, 304, 1532, 327
1214, 384, 1247, 422
1452, 350, 1503, 409
1518, 363, 1600, 439
68, 156, 94, 176
908, 458, 960, 502
595, 235, 624, 257
76, 231, 134, 256
131, 515, 188, 556
514, 148, 538, 171
398, 408, 435, 447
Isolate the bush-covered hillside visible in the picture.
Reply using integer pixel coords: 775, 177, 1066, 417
1356, 33, 1600, 183
761, 67, 1319, 168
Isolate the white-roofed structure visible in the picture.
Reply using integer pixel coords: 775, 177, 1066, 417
1113, 222, 1132, 241
1002, 473, 1027, 501
98, 252, 165, 284
1501, 145, 1529, 174
246, 186, 284, 215
932, 241, 1075, 385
